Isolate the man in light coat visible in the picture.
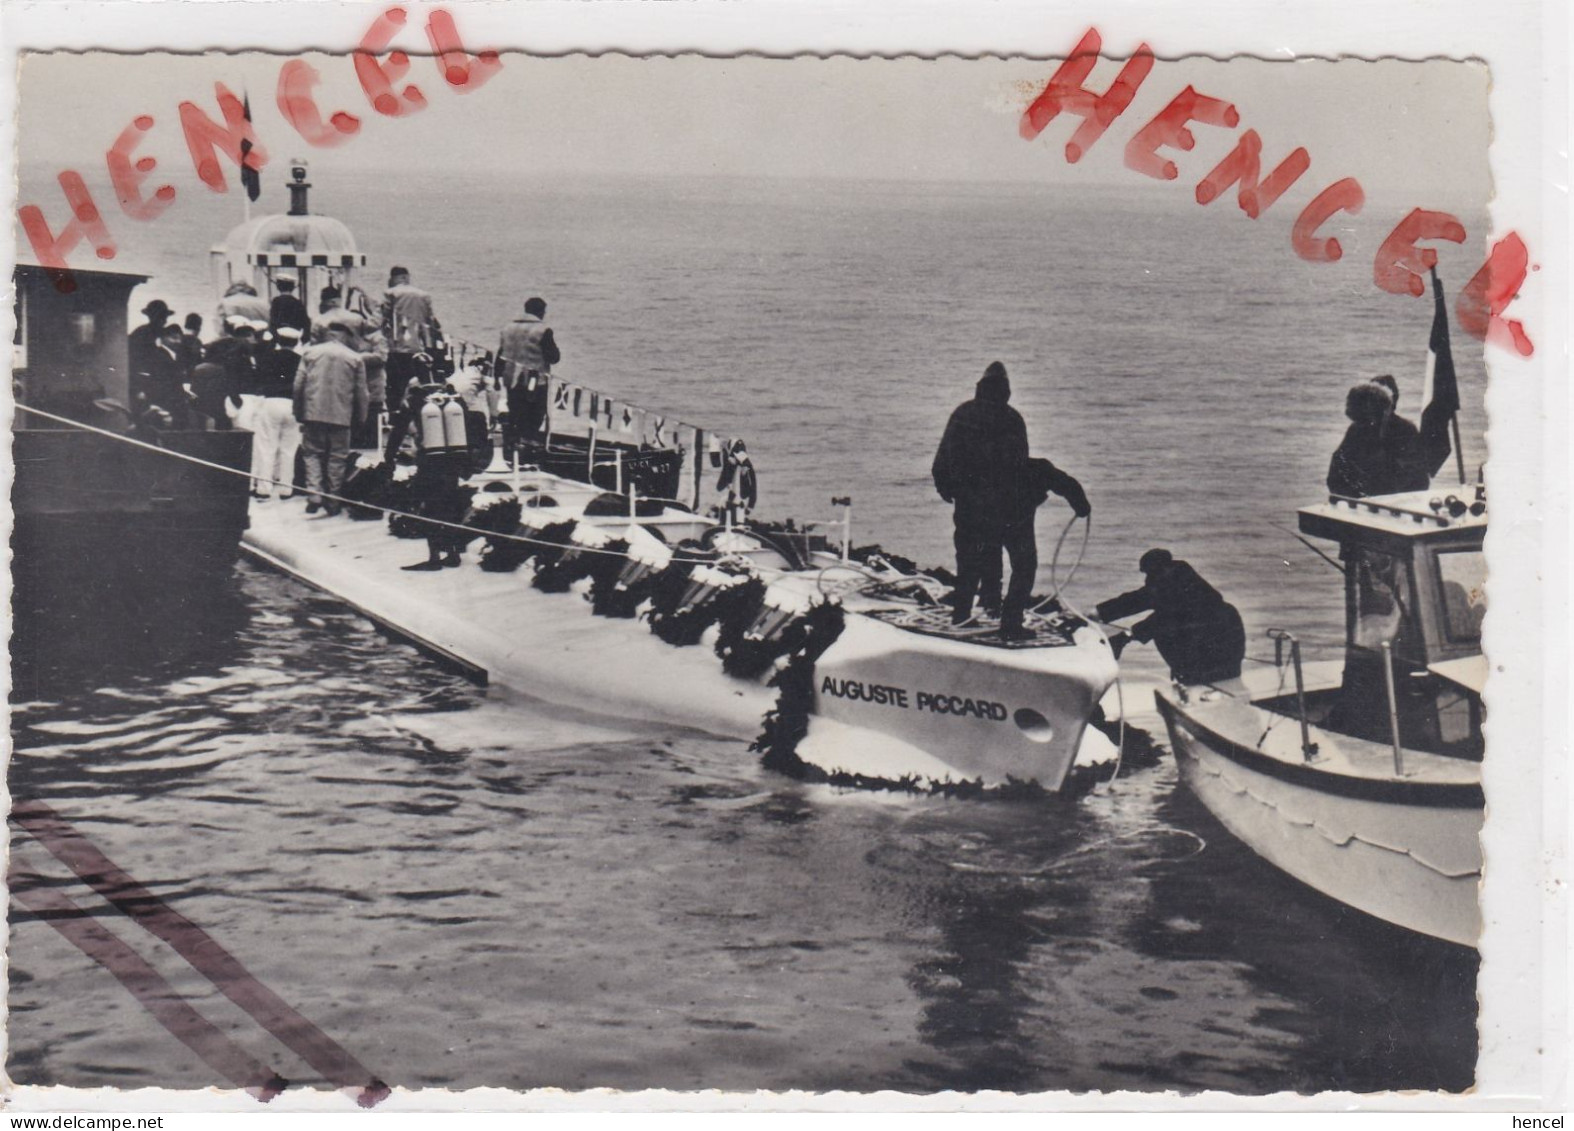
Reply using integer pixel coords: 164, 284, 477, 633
381, 266, 439, 412
494, 296, 560, 460
293, 323, 368, 515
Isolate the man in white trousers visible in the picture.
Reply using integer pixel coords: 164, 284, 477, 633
249, 325, 306, 500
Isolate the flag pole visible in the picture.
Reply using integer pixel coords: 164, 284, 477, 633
1449, 414, 1465, 485
1422, 266, 1466, 486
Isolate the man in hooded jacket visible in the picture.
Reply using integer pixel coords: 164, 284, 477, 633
932, 361, 1088, 639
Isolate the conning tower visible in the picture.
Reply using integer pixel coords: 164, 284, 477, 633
209, 161, 367, 313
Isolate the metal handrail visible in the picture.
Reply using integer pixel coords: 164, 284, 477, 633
1267, 628, 1319, 761
1381, 640, 1407, 776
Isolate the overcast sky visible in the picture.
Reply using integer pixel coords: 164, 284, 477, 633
17, 49, 1490, 207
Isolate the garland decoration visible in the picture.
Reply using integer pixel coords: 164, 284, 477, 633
338, 454, 393, 521
527, 521, 590, 591
750, 600, 847, 778
645, 560, 745, 647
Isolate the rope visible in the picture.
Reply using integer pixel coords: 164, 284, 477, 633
1034, 512, 1090, 613
1008, 512, 1123, 793
812, 560, 884, 598
14, 404, 721, 567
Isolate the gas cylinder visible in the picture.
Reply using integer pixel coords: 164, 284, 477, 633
418, 396, 447, 452
441, 396, 468, 452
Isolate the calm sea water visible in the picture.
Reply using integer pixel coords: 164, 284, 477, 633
9, 173, 1485, 1094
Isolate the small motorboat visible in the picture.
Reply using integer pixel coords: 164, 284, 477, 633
1155, 489, 1486, 946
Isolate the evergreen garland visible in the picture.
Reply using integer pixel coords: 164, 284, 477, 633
467, 497, 531, 573
339, 457, 392, 520
642, 560, 706, 645
590, 551, 665, 618
527, 521, 590, 591
707, 576, 769, 676
714, 590, 826, 681
581, 539, 631, 611
644, 561, 755, 648
751, 600, 847, 778
385, 474, 426, 538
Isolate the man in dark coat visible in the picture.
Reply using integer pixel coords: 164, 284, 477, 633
127, 299, 174, 389
196, 318, 260, 430
932, 362, 1088, 639
1327, 380, 1430, 498
1370, 374, 1431, 492
179, 313, 205, 368
131, 323, 193, 429
1095, 549, 1245, 684
268, 278, 312, 338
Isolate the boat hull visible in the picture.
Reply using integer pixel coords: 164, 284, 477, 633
11, 427, 253, 596
241, 493, 1118, 790
813, 614, 1116, 789
1156, 690, 1482, 946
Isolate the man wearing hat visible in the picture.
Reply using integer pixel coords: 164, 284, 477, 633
130, 322, 194, 430
249, 324, 306, 500
1095, 549, 1245, 685
381, 266, 438, 413
293, 322, 369, 515
128, 298, 174, 385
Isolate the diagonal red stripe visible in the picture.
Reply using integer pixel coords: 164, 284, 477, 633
10, 863, 288, 1099
11, 799, 390, 1106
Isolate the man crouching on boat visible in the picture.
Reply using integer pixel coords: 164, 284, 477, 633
1095, 549, 1245, 685
293, 323, 369, 516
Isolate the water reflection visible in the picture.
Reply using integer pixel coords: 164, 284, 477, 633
11, 567, 255, 704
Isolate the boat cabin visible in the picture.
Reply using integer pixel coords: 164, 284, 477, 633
13, 261, 149, 421
1298, 490, 1486, 757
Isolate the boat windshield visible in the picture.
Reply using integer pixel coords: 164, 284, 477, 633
1435, 547, 1486, 644
1350, 547, 1415, 652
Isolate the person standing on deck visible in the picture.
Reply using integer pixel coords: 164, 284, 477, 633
381, 267, 439, 413
268, 278, 312, 338
315, 290, 388, 447
1327, 381, 1422, 499
1370, 374, 1431, 493
932, 361, 1086, 641
1095, 549, 1246, 685
494, 297, 560, 462
216, 281, 270, 329
384, 380, 472, 571
127, 299, 174, 385
193, 318, 257, 431
247, 326, 305, 500
178, 312, 205, 369
131, 323, 192, 430
317, 285, 342, 321
293, 323, 368, 516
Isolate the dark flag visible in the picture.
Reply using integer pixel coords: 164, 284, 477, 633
1420, 268, 1460, 479
239, 94, 261, 202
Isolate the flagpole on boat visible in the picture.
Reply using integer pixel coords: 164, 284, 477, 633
1450, 410, 1465, 485
1423, 267, 1467, 486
